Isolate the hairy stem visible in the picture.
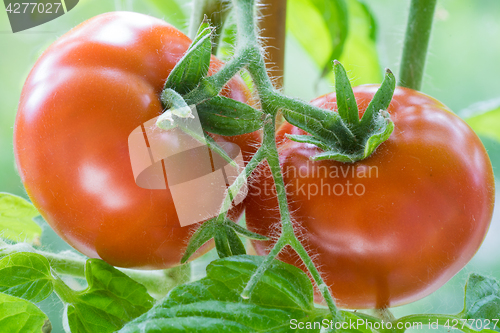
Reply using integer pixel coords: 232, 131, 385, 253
399, 0, 437, 90
225, 0, 341, 319
217, 140, 266, 221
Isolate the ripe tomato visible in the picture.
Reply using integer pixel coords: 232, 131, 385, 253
14, 12, 259, 269
245, 85, 495, 309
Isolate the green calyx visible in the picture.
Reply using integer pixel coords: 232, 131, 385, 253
283, 60, 396, 163
161, 18, 264, 137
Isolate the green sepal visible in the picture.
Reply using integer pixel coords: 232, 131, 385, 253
285, 61, 396, 163
285, 134, 330, 151
363, 111, 394, 158
225, 225, 247, 256
360, 68, 396, 127
181, 219, 216, 264
282, 105, 354, 147
311, 150, 361, 163
164, 19, 213, 95
181, 218, 269, 263
333, 60, 359, 125
230, 222, 269, 241
197, 96, 264, 136
214, 228, 232, 258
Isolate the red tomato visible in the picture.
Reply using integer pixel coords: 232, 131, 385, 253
14, 12, 259, 269
245, 85, 495, 309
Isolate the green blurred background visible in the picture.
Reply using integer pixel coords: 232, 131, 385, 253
1, 0, 499, 332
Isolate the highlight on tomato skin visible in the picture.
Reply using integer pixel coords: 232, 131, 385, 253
245, 85, 495, 309
13, 11, 260, 269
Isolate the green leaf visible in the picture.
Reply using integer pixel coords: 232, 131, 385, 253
0, 293, 51, 333
181, 219, 216, 263
165, 22, 213, 95
0, 253, 53, 303
336, 0, 381, 85
146, 0, 187, 31
463, 98, 500, 143
119, 255, 330, 333
197, 96, 264, 136
60, 259, 154, 333
0, 193, 42, 245
461, 273, 500, 331
217, 11, 237, 61
288, 0, 349, 80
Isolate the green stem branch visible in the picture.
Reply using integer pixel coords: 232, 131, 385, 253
399, 0, 437, 90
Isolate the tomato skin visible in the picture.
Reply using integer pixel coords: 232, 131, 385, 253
246, 85, 495, 309
14, 12, 259, 269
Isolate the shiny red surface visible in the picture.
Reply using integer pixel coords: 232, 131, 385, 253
246, 85, 495, 308
14, 12, 259, 269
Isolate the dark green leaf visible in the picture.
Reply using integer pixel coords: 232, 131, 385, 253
165, 23, 213, 95
119, 255, 330, 333
0, 253, 53, 303
0, 293, 51, 332
462, 273, 500, 331
183, 218, 268, 263
62, 259, 154, 333
225, 226, 246, 256
197, 96, 264, 136
181, 219, 216, 263
213, 228, 232, 259
0, 193, 41, 245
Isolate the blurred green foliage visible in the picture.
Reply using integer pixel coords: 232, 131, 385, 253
0, 0, 499, 332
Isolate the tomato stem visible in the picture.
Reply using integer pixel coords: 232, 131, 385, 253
399, 0, 437, 90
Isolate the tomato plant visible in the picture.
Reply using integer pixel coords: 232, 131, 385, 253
13, 12, 259, 269
246, 85, 495, 309
2, 0, 500, 331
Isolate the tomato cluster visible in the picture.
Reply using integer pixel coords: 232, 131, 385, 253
14, 12, 494, 310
